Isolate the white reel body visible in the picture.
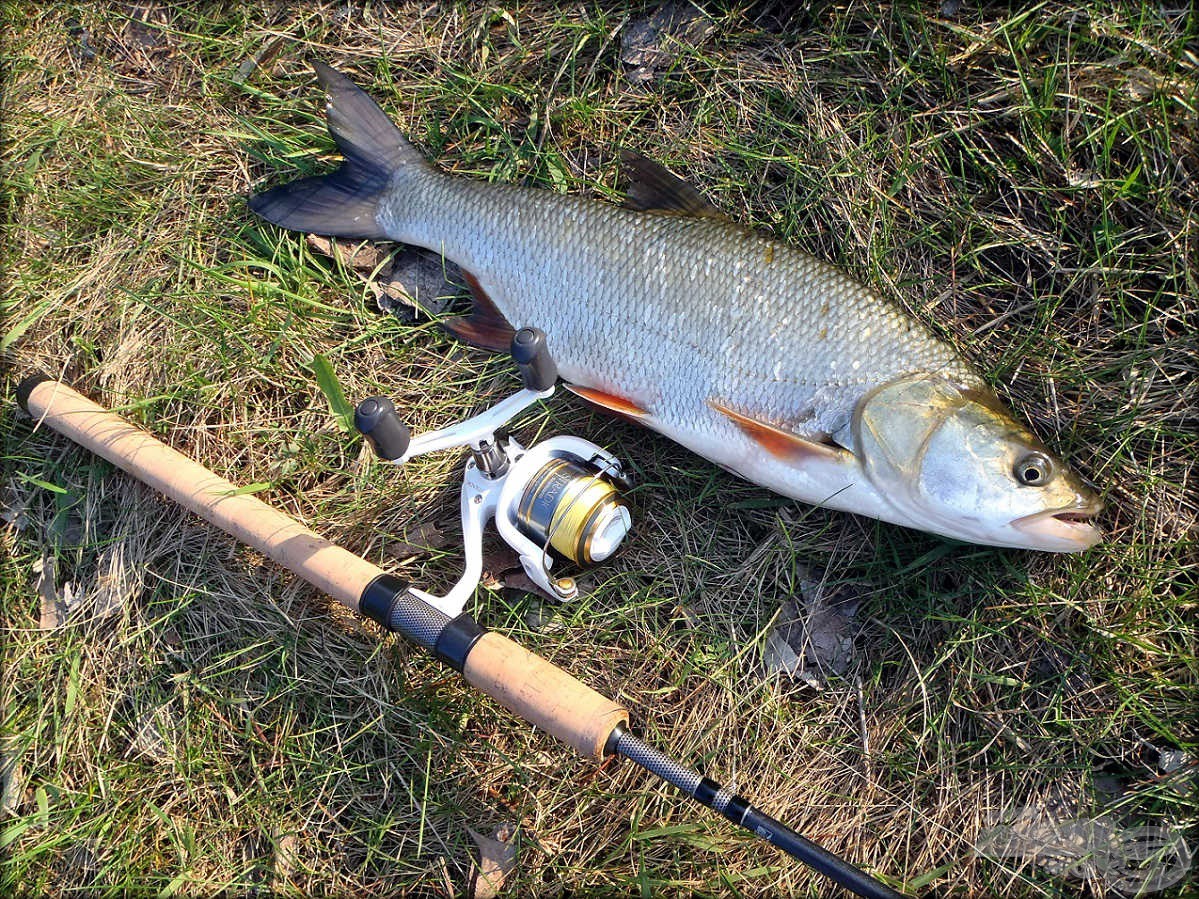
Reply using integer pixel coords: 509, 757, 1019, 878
355, 330, 632, 618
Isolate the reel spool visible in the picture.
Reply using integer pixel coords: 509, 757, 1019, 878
516, 457, 631, 565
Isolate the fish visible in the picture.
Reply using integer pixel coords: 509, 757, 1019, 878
249, 61, 1102, 552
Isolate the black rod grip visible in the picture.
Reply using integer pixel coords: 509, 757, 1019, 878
354, 396, 410, 461
16, 372, 54, 412
511, 328, 557, 391
359, 573, 449, 650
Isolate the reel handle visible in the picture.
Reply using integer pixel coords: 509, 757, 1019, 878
510, 328, 557, 391
354, 396, 410, 461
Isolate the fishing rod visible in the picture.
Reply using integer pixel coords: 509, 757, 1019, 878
16, 337, 903, 898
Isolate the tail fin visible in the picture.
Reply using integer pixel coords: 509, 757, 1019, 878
249, 60, 429, 239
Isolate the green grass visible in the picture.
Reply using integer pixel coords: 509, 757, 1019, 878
3, 2, 1197, 896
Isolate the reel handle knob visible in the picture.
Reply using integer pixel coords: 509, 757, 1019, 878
511, 328, 558, 391
354, 396, 410, 461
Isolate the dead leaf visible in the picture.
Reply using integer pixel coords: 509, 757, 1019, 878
436, 855, 456, 895
386, 521, 452, 562
65, 16, 97, 61
622, 2, 716, 85
94, 538, 138, 620
123, 4, 168, 50
1, 741, 23, 817
35, 553, 70, 629
674, 604, 702, 629
1, 485, 30, 533
522, 599, 565, 634
1159, 749, 1192, 774
232, 34, 285, 84
127, 705, 174, 762
480, 541, 568, 602
305, 236, 462, 321
764, 578, 863, 687
54, 838, 103, 887
377, 247, 461, 319
161, 626, 183, 650
272, 828, 299, 888
306, 234, 389, 272
499, 568, 555, 602
469, 823, 517, 899
480, 543, 521, 590
1031, 640, 1095, 695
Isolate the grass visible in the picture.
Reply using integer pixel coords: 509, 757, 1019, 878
2, 2, 1196, 896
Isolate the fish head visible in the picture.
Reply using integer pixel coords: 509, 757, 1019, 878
852, 375, 1102, 551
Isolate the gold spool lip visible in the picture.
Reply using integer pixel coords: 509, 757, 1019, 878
548, 474, 618, 564
516, 457, 630, 566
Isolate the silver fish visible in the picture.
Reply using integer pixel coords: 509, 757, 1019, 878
250, 62, 1102, 551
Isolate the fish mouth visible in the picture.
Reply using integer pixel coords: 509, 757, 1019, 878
1011, 500, 1104, 552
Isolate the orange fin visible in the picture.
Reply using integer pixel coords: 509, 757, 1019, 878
709, 400, 848, 463
565, 384, 649, 418
442, 270, 515, 351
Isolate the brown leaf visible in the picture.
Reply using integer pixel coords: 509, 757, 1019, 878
305, 234, 389, 273
468, 823, 517, 899
480, 543, 522, 590
271, 828, 299, 888
305, 236, 462, 321
377, 247, 462, 319
35, 553, 75, 630
232, 34, 285, 84
522, 598, 566, 634
499, 568, 554, 601
622, 2, 716, 85
764, 578, 863, 687
1, 483, 30, 533
1, 740, 24, 817
385, 521, 452, 562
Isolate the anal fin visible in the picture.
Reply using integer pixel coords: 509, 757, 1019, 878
442, 270, 515, 351
709, 400, 849, 463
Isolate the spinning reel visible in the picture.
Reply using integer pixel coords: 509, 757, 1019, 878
353, 328, 633, 618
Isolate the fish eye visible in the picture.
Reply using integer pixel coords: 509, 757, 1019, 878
1014, 453, 1053, 486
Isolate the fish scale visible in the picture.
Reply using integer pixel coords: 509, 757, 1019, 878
249, 62, 1102, 550
383, 172, 981, 451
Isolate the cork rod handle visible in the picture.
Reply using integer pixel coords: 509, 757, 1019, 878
464, 632, 627, 760
19, 377, 627, 761
20, 378, 380, 612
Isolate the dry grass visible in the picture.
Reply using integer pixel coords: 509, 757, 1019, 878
2, 2, 1197, 896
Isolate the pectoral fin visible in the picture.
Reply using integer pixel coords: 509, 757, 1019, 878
709, 400, 850, 463
565, 384, 649, 418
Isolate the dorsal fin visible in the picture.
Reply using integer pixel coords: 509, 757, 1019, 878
621, 150, 729, 220
441, 270, 515, 351
709, 400, 850, 463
